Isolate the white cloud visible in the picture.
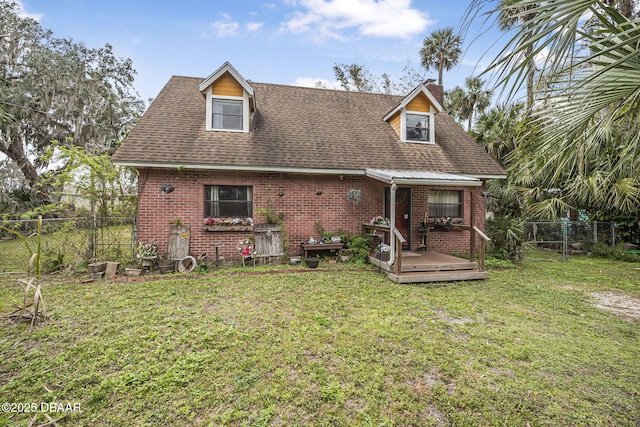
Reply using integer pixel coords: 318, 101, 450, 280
247, 22, 264, 31
534, 46, 550, 70
14, 0, 42, 21
293, 76, 343, 89
281, 0, 432, 41
211, 19, 240, 37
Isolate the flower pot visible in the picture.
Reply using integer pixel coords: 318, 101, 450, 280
125, 268, 142, 277
158, 259, 175, 274
140, 256, 157, 268
305, 257, 320, 268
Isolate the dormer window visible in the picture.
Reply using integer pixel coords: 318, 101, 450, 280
400, 110, 434, 144
199, 62, 255, 133
406, 113, 429, 142
383, 84, 442, 145
213, 98, 243, 130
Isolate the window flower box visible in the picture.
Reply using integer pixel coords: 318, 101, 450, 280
203, 217, 253, 232
203, 225, 253, 232
423, 217, 465, 232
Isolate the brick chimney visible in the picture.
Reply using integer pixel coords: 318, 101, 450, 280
426, 82, 444, 107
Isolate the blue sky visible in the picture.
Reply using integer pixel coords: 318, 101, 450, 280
20, 0, 507, 103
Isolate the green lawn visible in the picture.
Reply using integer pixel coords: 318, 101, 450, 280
1, 258, 639, 426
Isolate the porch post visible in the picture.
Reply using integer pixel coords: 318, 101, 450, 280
388, 182, 397, 269
469, 188, 476, 262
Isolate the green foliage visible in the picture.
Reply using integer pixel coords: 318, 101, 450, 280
333, 63, 377, 92
591, 243, 640, 262
255, 208, 284, 225
420, 27, 463, 86
487, 216, 530, 260
344, 234, 371, 264
0, 1, 143, 203
0, 186, 40, 217
0, 221, 134, 273
42, 249, 65, 273
1, 216, 43, 277
310, 224, 371, 263
467, 0, 640, 220
329, 61, 426, 95
1, 216, 47, 327
590, 212, 640, 245
42, 142, 138, 218
445, 77, 492, 131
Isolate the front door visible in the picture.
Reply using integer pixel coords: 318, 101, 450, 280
385, 187, 411, 250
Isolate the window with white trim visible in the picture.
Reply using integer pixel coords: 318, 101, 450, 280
212, 98, 243, 130
429, 190, 462, 218
406, 113, 429, 142
401, 110, 435, 144
204, 185, 253, 218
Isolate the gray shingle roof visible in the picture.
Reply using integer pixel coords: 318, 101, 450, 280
113, 75, 505, 178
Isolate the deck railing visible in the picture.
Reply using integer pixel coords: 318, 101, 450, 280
473, 226, 491, 272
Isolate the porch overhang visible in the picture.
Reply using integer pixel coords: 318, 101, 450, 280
365, 169, 483, 187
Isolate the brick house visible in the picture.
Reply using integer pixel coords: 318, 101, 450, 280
113, 62, 505, 280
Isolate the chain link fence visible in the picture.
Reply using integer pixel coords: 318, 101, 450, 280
524, 221, 617, 261
0, 216, 136, 273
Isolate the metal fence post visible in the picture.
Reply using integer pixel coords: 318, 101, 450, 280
132, 216, 138, 261
562, 221, 568, 261
88, 214, 97, 262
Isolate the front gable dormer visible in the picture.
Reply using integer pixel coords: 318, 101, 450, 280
199, 62, 254, 133
384, 84, 443, 144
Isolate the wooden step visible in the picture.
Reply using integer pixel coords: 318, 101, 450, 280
401, 261, 478, 273
388, 269, 487, 284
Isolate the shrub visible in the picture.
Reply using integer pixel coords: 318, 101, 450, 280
345, 234, 371, 264
591, 243, 640, 262
487, 216, 530, 260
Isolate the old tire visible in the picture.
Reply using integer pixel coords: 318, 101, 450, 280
177, 256, 197, 273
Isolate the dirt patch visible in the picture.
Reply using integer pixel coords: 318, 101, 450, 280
591, 291, 640, 322
433, 307, 474, 325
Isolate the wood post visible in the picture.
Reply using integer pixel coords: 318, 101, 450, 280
469, 189, 476, 263
394, 233, 403, 274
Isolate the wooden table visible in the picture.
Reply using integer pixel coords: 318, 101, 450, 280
301, 242, 344, 258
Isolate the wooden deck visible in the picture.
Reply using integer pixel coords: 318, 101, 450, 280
368, 251, 487, 284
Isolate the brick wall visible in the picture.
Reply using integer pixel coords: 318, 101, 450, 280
409, 186, 487, 254
136, 168, 486, 261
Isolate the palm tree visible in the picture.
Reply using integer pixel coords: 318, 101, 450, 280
497, 2, 540, 114
419, 27, 462, 86
444, 86, 466, 124
444, 77, 492, 131
462, 77, 492, 131
466, 0, 640, 217
471, 103, 526, 163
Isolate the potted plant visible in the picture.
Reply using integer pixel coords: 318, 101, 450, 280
137, 240, 158, 267
375, 243, 391, 261
203, 217, 253, 231
427, 217, 464, 231
370, 216, 390, 226
305, 257, 320, 268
